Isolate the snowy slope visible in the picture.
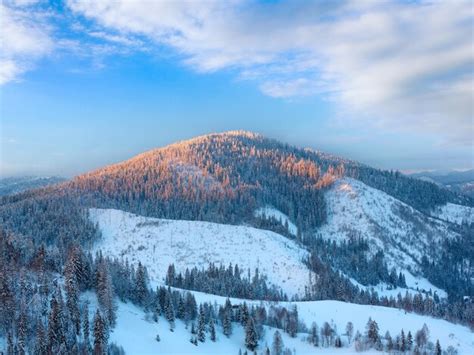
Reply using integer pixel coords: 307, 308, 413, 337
164, 288, 474, 354
84, 293, 325, 355
430, 202, 474, 225
347, 271, 447, 299
90, 208, 310, 297
318, 178, 458, 272
83, 289, 474, 355
254, 206, 298, 236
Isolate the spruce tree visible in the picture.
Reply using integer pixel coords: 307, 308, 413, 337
245, 317, 258, 351
135, 262, 148, 307
83, 303, 90, 352
197, 305, 206, 342
272, 330, 284, 355
93, 310, 107, 355
223, 298, 233, 337
209, 318, 216, 342
165, 290, 175, 330
407, 331, 413, 350
435, 340, 442, 355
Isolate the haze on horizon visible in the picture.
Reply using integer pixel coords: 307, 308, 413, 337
1, 0, 473, 178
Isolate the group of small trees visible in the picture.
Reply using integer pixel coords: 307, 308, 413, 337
166, 263, 287, 301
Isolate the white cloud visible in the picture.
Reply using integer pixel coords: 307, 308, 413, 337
2, 0, 471, 144
66, 0, 473, 144
0, 1, 53, 84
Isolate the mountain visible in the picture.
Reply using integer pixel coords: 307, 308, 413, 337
1, 131, 471, 288
408, 169, 474, 198
1, 131, 473, 354
0, 175, 66, 196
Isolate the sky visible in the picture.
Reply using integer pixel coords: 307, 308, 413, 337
0, 0, 473, 177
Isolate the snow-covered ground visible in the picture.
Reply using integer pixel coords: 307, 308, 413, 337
431, 202, 474, 225
348, 270, 447, 299
318, 178, 458, 272
83, 288, 474, 355
90, 208, 311, 297
91, 207, 447, 301
254, 206, 298, 236
163, 287, 474, 354
84, 292, 355, 355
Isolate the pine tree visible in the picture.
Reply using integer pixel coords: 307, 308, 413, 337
385, 331, 393, 352
241, 302, 249, 327
65, 260, 81, 335
245, 317, 258, 351
400, 329, 406, 352
17, 307, 27, 354
272, 330, 284, 355
435, 340, 442, 355
135, 262, 149, 307
345, 321, 354, 344
47, 294, 64, 351
35, 320, 47, 355
365, 317, 379, 347
7, 331, 14, 355
93, 310, 107, 355
308, 322, 319, 346
197, 305, 206, 342
407, 330, 413, 351
165, 290, 175, 330
96, 260, 116, 327
223, 299, 233, 337
83, 303, 91, 352
209, 318, 216, 342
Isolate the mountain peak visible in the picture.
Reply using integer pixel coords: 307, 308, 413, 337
170, 130, 264, 146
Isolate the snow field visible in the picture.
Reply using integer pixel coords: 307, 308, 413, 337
90, 208, 311, 297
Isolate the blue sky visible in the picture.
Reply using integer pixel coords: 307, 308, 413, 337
1, 0, 472, 177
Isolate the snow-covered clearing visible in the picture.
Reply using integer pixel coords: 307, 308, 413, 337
347, 270, 447, 299
254, 206, 298, 236
82, 287, 474, 354
90, 208, 310, 297
431, 202, 474, 225
155, 286, 474, 354
83, 292, 357, 355
318, 178, 458, 271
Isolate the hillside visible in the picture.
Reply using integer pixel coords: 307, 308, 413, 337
318, 178, 458, 272
67, 131, 471, 231
80, 289, 474, 355
90, 208, 310, 297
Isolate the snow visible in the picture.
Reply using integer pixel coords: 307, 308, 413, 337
83, 292, 352, 355
254, 206, 298, 236
431, 202, 474, 225
403, 271, 447, 298
347, 271, 447, 299
318, 178, 458, 272
90, 208, 311, 297
157, 287, 474, 354
82, 288, 474, 355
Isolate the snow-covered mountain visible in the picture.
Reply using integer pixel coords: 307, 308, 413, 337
318, 177, 458, 272
1, 131, 472, 355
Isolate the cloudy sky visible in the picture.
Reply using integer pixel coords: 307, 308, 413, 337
1, 0, 472, 177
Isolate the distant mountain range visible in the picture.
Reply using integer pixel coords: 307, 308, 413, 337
0, 175, 67, 196
408, 169, 474, 197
